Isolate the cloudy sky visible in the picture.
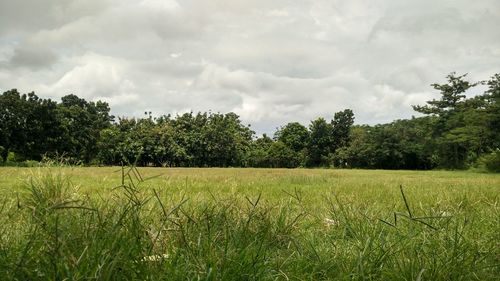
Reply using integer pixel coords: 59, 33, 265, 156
1, 0, 499, 134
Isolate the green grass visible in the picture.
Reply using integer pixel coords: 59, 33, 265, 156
0, 167, 498, 280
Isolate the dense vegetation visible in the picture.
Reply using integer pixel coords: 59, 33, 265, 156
1, 73, 499, 170
0, 167, 498, 280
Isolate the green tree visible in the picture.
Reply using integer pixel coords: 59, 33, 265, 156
334, 119, 437, 170
0, 89, 60, 161
483, 74, 500, 149
329, 109, 355, 166
331, 109, 354, 149
203, 112, 254, 167
267, 141, 301, 168
246, 134, 274, 167
96, 126, 122, 165
412, 73, 479, 117
306, 118, 332, 167
275, 122, 309, 165
275, 122, 309, 152
413, 73, 482, 168
333, 126, 372, 168
56, 94, 113, 163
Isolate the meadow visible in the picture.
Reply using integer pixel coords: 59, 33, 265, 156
0, 167, 498, 280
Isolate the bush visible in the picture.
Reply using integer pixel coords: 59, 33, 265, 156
0, 150, 40, 167
24, 160, 41, 167
477, 149, 500, 172
6, 151, 25, 162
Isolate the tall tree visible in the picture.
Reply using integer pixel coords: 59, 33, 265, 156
412, 73, 479, 117
413, 73, 482, 168
483, 74, 500, 149
0, 90, 60, 161
56, 94, 113, 163
203, 112, 253, 167
275, 122, 309, 153
275, 122, 309, 166
331, 109, 354, 152
306, 118, 332, 167
246, 134, 274, 168
267, 141, 301, 168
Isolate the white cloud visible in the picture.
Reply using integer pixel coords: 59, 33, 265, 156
43, 53, 132, 98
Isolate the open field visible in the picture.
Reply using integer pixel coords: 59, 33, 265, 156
0, 167, 499, 280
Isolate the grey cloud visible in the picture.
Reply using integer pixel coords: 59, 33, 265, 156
7, 46, 58, 70
0, 0, 110, 35
1, 0, 499, 134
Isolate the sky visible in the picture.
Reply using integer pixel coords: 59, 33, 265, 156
0, 0, 499, 134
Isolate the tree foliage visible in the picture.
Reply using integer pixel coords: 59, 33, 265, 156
1, 72, 498, 170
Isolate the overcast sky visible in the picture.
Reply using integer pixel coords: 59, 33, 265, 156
1, 0, 499, 134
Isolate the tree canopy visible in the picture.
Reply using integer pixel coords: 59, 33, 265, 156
1, 72, 499, 170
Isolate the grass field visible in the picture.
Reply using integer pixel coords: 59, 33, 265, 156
0, 167, 499, 280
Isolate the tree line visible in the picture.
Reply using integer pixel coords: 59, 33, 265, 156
1, 73, 499, 170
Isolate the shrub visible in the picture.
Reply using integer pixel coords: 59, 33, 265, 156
6, 151, 16, 162
477, 149, 500, 172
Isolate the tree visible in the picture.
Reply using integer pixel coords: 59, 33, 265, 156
267, 141, 301, 168
412, 73, 483, 168
3, 73, 498, 170
483, 74, 500, 149
274, 122, 309, 165
390, 118, 437, 169
0, 89, 60, 161
246, 134, 274, 167
412, 73, 479, 117
330, 109, 354, 161
56, 94, 113, 163
275, 122, 309, 152
203, 112, 254, 167
306, 118, 332, 167
96, 126, 122, 165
